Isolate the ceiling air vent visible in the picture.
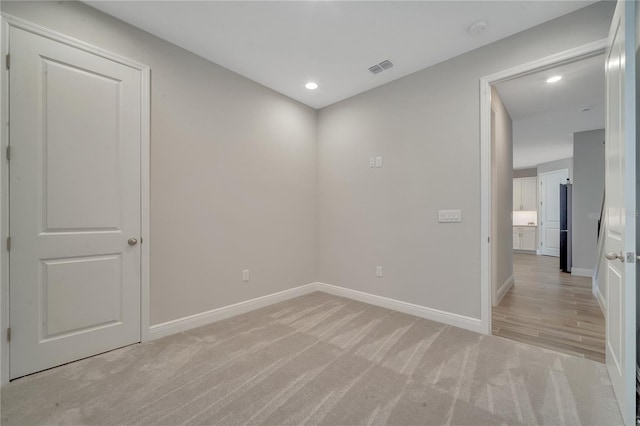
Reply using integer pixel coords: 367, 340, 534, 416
379, 60, 394, 70
369, 60, 394, 74
369, 64, 384, 74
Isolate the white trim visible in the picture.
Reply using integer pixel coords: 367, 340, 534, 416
0, 15, 7, 387
495, 275, 514, 306
1, 13, 149, 70
148, 282, 485, 341
148, 283, 319, 340
480, 38, 607, 338
139, 67, 151, 342
571, 268, 593, 277
0, 16, 151, 384
594, 283, 606, 318
317, 283, 483, 333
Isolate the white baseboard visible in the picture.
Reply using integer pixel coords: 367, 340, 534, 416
495, 275, 514, 305
536, 250, 541, 255
149, 281, 484, 341
316, 282, 483, 333
594, 284, 606, 318
148, 283, 319, 340
571, 268, 593, 277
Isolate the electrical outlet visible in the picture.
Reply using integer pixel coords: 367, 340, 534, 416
376, 266, 383, 277
375, 156, 383, 168
242, 269, 250, 282
369, 157, 376, 168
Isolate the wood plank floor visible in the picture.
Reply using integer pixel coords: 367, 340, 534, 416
492, 253, 605, 362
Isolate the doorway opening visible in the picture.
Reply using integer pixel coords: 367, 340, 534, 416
491, 54, 606, 363
490, 53, 606, 362
481, 42, 605, 362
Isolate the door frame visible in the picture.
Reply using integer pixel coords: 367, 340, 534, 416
0, 14, 151, 385
479, 39, 607, 335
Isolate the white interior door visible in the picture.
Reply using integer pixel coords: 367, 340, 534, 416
9, 27, 142, 379
539, 169, 568, 257
603, 1, 636, 424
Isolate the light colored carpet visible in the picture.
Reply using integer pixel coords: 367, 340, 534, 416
1, 292, 623, 425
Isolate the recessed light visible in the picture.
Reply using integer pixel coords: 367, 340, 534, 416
305, 82, 318, 90
546, 76, 562, 83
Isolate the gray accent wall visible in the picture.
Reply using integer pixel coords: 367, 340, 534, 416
1, 1, 318, 326
572, 129, 605, 273
317, 2, 614, 319
491, 88, 513, 305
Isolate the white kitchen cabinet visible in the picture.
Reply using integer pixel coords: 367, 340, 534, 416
513, 177, 538, 211
513, 226, 537, 251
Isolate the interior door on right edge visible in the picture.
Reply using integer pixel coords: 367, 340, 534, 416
602, 1, 636, 424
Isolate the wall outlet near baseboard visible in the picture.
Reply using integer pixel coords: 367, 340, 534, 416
242, 269, 250, 282
376, 266, 383, 277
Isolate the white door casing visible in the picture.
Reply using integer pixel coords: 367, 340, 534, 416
539, 169, 568, 257
603, 1, 636, 424
8, 25, 146, 379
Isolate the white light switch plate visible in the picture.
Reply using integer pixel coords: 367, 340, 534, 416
438, 209, 462, 223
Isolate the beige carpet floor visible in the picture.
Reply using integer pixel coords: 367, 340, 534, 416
1, 292, 623, 425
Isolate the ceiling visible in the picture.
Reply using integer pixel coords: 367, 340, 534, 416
494, 54, 605, 169
86, 1, 596, 109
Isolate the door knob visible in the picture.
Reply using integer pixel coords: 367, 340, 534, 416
128, 238, 138, 246
605, 251, 622, 261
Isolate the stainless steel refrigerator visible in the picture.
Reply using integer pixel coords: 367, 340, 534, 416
560, 183, 572, 272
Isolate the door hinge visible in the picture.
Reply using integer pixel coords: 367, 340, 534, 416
7, 327, 11, 342
5, 54, 9, 70
6, 145, 11, 161
6, 236, 11, 252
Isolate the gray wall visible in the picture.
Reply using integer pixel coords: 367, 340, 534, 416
636, 0, 640, 371
491, 87, 513, 305
317, 2, 614, 319
1, 1, 318, 326
2, 1, 616, 327
572, 129, 605, 272
513, 168, 537, 178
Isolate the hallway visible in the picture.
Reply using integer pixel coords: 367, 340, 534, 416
492, 253, 605, 362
